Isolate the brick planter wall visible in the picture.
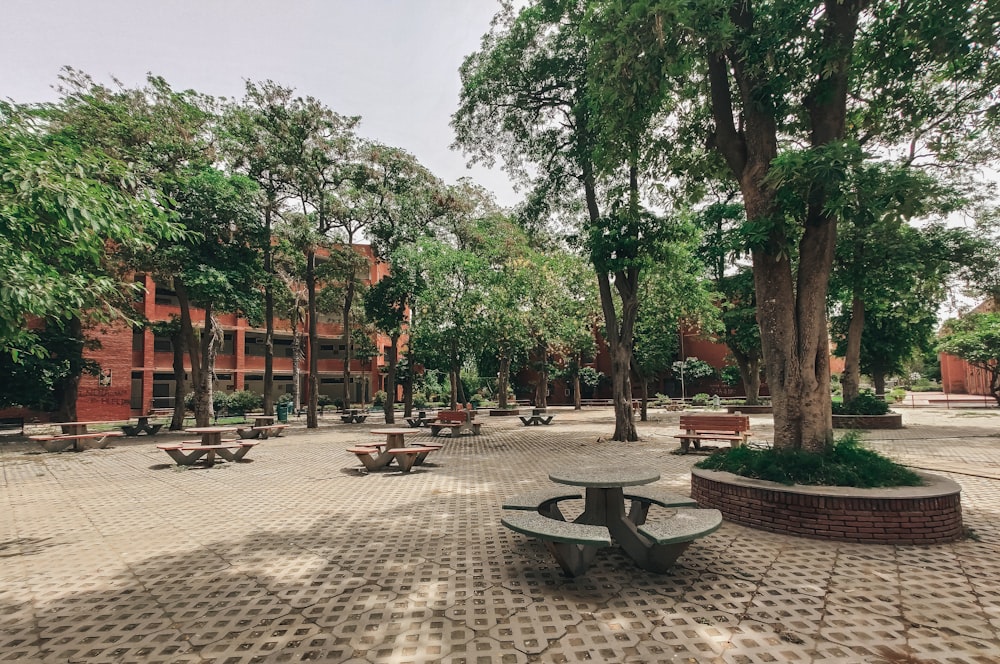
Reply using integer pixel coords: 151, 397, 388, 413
691, 468, 963, 544
831, 413, 903, 429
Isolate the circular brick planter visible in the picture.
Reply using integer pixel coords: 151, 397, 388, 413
489, 409, 521, 417
725, 405, 772, 414
832, 413, 903, 429
691, 468, 962, 544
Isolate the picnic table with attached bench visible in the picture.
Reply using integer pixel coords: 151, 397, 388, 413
673, 413, 751, 454
429, 410, 482, 437
29, 421, 126, 452
347, 428, 442, 473
501, 467, 721, 576
519, 408, 554, 426
156, 426, 257, 466
121, 415, 164, 437
340, 409, 368, 424
404, 410, 434, 427
237, 415, 288, 440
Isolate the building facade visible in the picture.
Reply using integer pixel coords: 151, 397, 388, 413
64, 244, 395, 421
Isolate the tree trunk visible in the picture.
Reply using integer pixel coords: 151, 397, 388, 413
170, 327, 186, 430
190, 306, 219, 427
730, 347, 762, 406
53, 316, 84, 422
342, 277, 356, 408
291, 312, 302, 413
705, 0, 861, 452
872, 371, 886, 397
306, 250, 318, 428
383, 333, 399, 424
841, 294, 865, 404
175, 280, 210, 425
497, 354, 510, 408
263, 206, 275, 417
573, 372, 582, 410
402, 376, 413, 418
640, 378, 649, 422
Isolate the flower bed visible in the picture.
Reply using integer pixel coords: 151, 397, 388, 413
691, 468, 962, 544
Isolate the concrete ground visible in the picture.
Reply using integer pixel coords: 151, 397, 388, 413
1, 405, 999, 663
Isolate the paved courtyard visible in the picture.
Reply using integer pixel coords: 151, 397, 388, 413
2, 406, 999, 663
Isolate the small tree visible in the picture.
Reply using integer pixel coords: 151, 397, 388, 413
937, 312, 1000, 406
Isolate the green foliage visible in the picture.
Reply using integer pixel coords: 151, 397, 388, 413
276, 393, 294, 405
228, 390, 262, 413
673, 357, 715, 381
412, 393, 428, 409
720, 366, 742, 387
469, 393, 485, 407
690, 393, 710, 407
0, 322, 98, 411
832, 391, 891, 416
695, 432, 923, 488
372, 390, 387, 407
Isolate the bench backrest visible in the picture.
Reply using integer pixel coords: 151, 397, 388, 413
679, 414, 750, 432
437, 410, 469, 423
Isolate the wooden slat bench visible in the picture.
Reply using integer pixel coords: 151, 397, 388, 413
501, 510, 613, 577
673, 413, 750, 454
30, 431, 125, 453
429, 410, 482, 437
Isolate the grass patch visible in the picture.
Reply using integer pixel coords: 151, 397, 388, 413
694, 432, 923, 488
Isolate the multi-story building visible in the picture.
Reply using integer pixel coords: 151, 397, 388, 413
59, 244, 395, 421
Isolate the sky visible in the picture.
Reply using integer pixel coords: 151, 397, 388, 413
0, 0, 520, 206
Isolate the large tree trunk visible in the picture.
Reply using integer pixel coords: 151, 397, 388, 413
175, 280, 211, 425
730, 347, 762, 406
291, 312, 302, 413
342, 277, 356, 408
534, 341, 549, 408
194, 309, 220, 427
573, 371, 582, 410
497, 354, 511, 408
383, 332, 399, 424
263, 206, 275, 417
170, 327, 186, 431
841, 294, 865, 403
53, 316, 84, 422
706, 0, 861, 452
306, 250, 319, 428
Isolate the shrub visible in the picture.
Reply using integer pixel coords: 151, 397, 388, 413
691, 393, 710, 406
694, 431, 922, 488
317, 394, 334, 407
277, 393, 294, 405
413, 393, 427, 408
372, 390, 387, 407
653, 393, 672, 407
228, 390, 262, 413
469, 393, 485, 407
832, 390, 890, 416
720, 365, 742, 387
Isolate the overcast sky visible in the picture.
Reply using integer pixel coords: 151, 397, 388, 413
0, 0, 519, 206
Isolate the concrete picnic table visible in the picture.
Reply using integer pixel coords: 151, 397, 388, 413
346, 428, 440, 473
29, 420, 126, 452
121, 416, 164, 437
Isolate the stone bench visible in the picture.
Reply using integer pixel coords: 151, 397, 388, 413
501, 488, 582, 519
237, 424, 287, 440
635, 508, 723, 573
500, 510, 613, 576
622, 487, 699, 525
157, 441, 257, 465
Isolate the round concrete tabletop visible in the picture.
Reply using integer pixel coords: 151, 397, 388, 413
549, 467, 660, 488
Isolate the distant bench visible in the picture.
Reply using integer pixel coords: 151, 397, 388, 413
236, 424, 287, 440
673, 413, 750, 454
430, 410, 482, 437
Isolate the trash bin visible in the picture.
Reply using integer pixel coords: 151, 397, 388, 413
276, 403, 290, 422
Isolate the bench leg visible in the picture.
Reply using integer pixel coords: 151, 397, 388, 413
237, 428, 260, 440
394, 453, 420, 473
145, 424, 163, 436
213, 447, 238, 462
121, 425, 141, 437
627, 499, 652, 525
39, 440, 75, 453
642, 541, 695, 574
163, 448, 207, 466
543, 541, 601, 577
352, 450, 392, 472
679, 439, 690, 454
537, 500, 567, 521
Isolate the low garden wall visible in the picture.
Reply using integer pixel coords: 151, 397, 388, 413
725, 405, 772, 414
691, 468, 963, 544
832, 413, 903, 429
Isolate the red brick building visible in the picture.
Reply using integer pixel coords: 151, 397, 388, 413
22, 244, 396, 421
939, 299, 998, 398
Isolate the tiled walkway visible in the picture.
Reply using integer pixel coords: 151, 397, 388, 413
1, 407, 999, 663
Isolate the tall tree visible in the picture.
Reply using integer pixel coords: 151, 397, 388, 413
605, 0, 1000, 450
222, 80, 301, 416
454, 0, 684, 440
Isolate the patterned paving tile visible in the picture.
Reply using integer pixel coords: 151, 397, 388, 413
2, 408, 1000, 663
